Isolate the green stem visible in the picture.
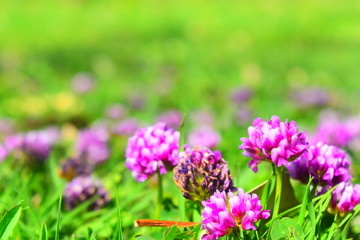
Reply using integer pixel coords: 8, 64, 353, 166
157, 172, 163, 207
273, 166, 282, 218
155, 172, 163, 219
178, 190, 186, 221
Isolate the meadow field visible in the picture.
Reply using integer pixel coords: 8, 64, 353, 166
0, 1, 360, 239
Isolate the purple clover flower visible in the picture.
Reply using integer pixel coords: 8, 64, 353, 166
230, 87, 253, 104
239, 116, 308, 172
287, 142, 351, 187
4, 127, 60, 163
235, 107, 253, 126
113, 118, 140, 136
125, 122, 179, 182
0, 118, 15, 137
105, 104, 127, 120
313, 112, 353, 147
23, 127, 60, 162
187, 127, 221, 150
190, 110, 215, 127
4, 134, 23, 152
75, 127, 109, 165
127, 94, 146, 110
291, 87, 330, 108
201, 189, 270, 240
330, 182, 360, 213
71, 73, 95, 94
156, 110, 183, 130
0, 144, 8, 162
64, 176, 110, 210
59, 158, 93, 181
345, 115, 360, 139
173, 146, 236, 201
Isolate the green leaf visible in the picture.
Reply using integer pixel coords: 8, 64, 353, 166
176, 224, 201, 240
271, 217, 305, 240
55, 195, 62, 240
164, 225, 178, 240
58, 195, 95, 228
341, 206, 360, 239
115, 187, 123, 240
0, 205, 22, 240
88, 227, 97, 240
178, 190, 186, 222
39, 222, 48, 240
298, 178, 312, 225
89, 231, 97, 240
179, 113, 187, 151
326, 215, 338, 240
307, 195, 316, 239
135, 235, 157, 240
261, 170, 276, 209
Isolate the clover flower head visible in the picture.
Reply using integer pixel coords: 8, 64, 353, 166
105, 104, 126, 120
113, 118, 140, 136
291, 87, 330, 108
313, 111, 353, 147
0, 144, 8, 162
125, 122, 179, 182
230, 87, 253, 104
76, 127, 109, 165
201, 189, 270, 240
288, 142, 351, 186
330, 182, 360, 213
190, 110, 214, 127
64, 176, 110, 210
173, 146, 236, 201
71, 73, 95, 94
187, 127, 221, 149
5, 127, 60, 163
239, 115, 308, 172
235, 107, 253, 126
4, 134, 23, 152
0, 118, 15, 136
127, 94, 146, 110
59, 158, 93, 181
156, 110, 183, 130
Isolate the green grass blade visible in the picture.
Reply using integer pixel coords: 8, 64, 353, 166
55, 195, 62, 240
178, 190, 186, 221
315, 191, 332, 225
89, 228, 97, 240
261, 170, 276, 209
39, 221, 48, 240
178, 113, 187, 221
164, 225, 177, 240
266, 190, 333, 228
59, 196, 95, 228
273, 166, 283, 218
341, 206, 360, 239
179, 113, 187, 149
0, 205, 22, 240
326, 214, 338, 240
298, 178, 313, 225
271, 217, 305, 240
115, 188, 123, 240
307, 199, 316, 239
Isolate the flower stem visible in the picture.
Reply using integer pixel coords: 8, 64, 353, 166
157, 171, 163, 207
273, 166, 282, 218
155, 172, 163, 219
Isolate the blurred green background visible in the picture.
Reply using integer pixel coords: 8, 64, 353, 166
1, 0, 360, 122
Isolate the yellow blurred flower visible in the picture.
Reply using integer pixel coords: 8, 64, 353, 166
52, 92, 82, 113
61, 123, 78, 142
